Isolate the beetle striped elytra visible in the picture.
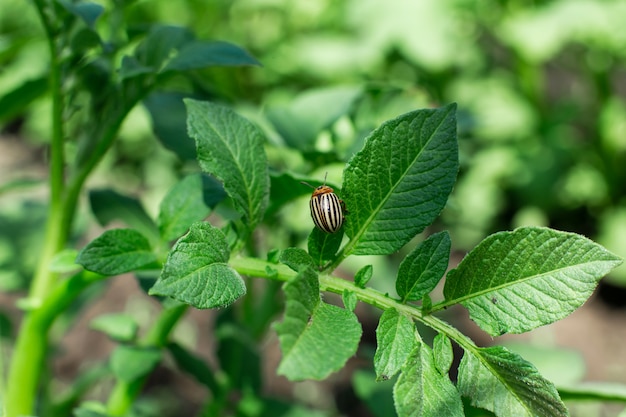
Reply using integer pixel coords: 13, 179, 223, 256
301, 175, 344, 234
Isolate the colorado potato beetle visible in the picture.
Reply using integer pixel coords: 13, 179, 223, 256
301, 175, 344, 234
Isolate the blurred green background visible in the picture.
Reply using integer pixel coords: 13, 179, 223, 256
1, 0, 626, 415
3, 0, 625, 273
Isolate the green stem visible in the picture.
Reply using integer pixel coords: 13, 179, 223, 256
229, 257, 480, 352
29, 0, 66, 302
106, 303, 189, 416
5, 272, 105, 417
4, 3, 71, 416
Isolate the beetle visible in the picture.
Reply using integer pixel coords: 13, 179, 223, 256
301, 175, 344, 233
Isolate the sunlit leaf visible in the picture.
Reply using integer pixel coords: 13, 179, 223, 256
444, 227, 622, 336
343, 104, 458, 255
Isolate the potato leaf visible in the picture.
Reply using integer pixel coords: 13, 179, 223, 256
444, 227, 622, 336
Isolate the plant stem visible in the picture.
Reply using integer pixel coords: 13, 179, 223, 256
5, 271, 105, 417
106, 303, 189, 416
229, 256, 481, 353
29, 0, 66, 301
4, 3, 71, 415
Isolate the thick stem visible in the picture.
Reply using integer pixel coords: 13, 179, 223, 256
5, 272, 105, 417
29, 0, 67, 301
4, 3, 69, 415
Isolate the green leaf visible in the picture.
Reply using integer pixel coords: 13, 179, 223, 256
280, 248, 316, 272
354, 264, 373, 288
443, 227, 623, 336
274, 268, 362, 380
502, 342, 585, 387
186, 100, 270, 233
0, 77, 48, 123
163, 41, 260, 72
119, 56, 154, 80
397, 231, 450, 302
143, 92, 196, 160
149, 222, 245, 309
432, 333, 453, 375
266, 86, 362, 151
90, 313, 138, 342
216, 320, 261, 391
421, 294, 432, 314
58, 0, 104, 28
393, 343, 464, 417
458, 346, 567, 417
342, 104, 458, 255
110, 345, 162, 382
342, 289, 357, 312
70, 27, 101, 53
307, 227, 344, 266
374, 308, 418, 381
167, 342, 219, 392
49, 249, 81, 274
135, 25, 194, 69
267, 171, 313, 216
89, 189, 159, 243
558, 382, 626, 402
158, 173, 225, 242
76, 229, 157, 275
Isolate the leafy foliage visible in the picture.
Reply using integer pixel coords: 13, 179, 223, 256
1, 1, 625, 417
